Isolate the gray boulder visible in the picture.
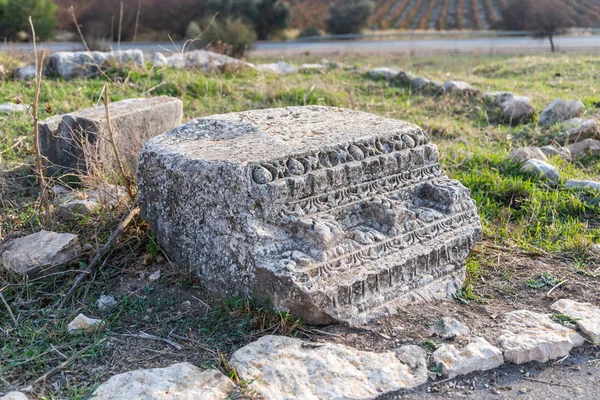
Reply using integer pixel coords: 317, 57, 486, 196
483, 91, 514, 105
508, 146, 548, 163
432, 337, 504, 378
540, 146, 571, 161
164, 50, 254, 72
45, 50, 144, 79
0, 231, 80, 277
521, 159, 560, 182
257, 61, 298, 74
396, 70, 415, 85
568, 138, 600, 158
411, 77, 443, 94
14, 65, 36, 80
539, 99, 585, 127
0, 103, 27, 114
500, 97, 535, 124
369, 67, 399, 80
564, 179, 600, 191
561, 119, 600, 144
443, 80, 477, 96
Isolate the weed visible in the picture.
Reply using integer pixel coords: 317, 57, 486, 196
526, 271, 563, 289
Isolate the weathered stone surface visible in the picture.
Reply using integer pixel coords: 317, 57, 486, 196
91, 363, 235, 400
54, 184, 127, 219
39, 97, 182, 175
565, 179, 600, 191
483, 91, 514, 105
0, 231, 80, 277
97, 294, 118, 311
562, 119, 600, 143
539, 99, 585, 127
410, 77, 432, 93
137, 106, 481, 325
568, 138, 600, 158
257, 61, 298, 74
369, 67, 399, 80
67, 313, 103, 333
0, 393, 28, 400
432, 317, 471, 339
58, 199, 100, 218
396, 71, 415, 85
521, 159, 560, 182
591, 243, 600, 255
551, 299, 600, 344
14, 65, 36, 80
500, 97, 536, 123
497, 310, 585, 364
164, 50, 254, 72
0, 103, 27, 114
230, 335, 428, 400
443, 80, 477, 96
508, 146, 548, 163
540, 146, 571, 161
45, 50, 144, 79
299, 64, 327, 73
432, 337, 504, 378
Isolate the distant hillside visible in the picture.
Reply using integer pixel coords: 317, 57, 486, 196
289, 0, 600, 31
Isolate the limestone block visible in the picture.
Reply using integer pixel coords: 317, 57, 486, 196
39, 97, 183, 175
568, 138, 600, 158
443, 80, 477, 96
0, 231, 80, 277
229, 335, 428, 400
508, 146, 548, 163
67, 313, 103, 333
497, 310, 585, 364
91, 363, 234, 400
483, 91, 514, 105
257, 61, 298, 74
521, 159, 560, 182
565, 179, 600, 191
137, 106, 482, 325
14, 65, 36, 80
500, 98, 536, 124
431, 317, 471, 339
45, 50, 144, 79
432, 337, 504, 378
163, 50, 254, 72
0, 103, 27, 114
0, 393, 28, 400
563, 119, 600, 143
540, 146, 571, 161
539, 99, 585, 127
369, 67, 399, 80
552, 299, 600, 344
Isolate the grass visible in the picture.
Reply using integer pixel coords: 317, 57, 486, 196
1, 52, 600, 398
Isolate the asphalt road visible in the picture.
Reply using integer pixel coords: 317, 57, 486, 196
2, 35, 600, 56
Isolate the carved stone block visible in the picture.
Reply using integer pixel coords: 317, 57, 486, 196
137, 106, 482, 325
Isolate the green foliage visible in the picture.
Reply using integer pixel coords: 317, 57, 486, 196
185, 20, 202, 40
526, 271, 563, 289
325, 0, 374, 35
0, 0, 57, 40
297, 26, 322, 38
190, 17, 257, 58
553, 313, 581, 324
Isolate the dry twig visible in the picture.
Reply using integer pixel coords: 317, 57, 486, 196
0, 291, 17, 327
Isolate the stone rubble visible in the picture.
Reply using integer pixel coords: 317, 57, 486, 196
45, 50, 144, 79
551, 299, 600, 344
508, 146, 548, 163
257, 61, 298, 74
540, 145, 571, 161
443, 80, 477, 96
230, 335, 428, 400
568, 138, 600, 158
14, 65, 36, 80
369, 67, 400, 80
0, 103, 27, 114
539, 99, 585, 127
431, 317, 471, 339
497, 310, 585, 364
299, 64, 327, 73
520, 159, 560, 182
97, 294, 118, 311
0, 231, 80, 277
67, 313, 103, 333
159, 50, 254, 72
0, 393, 28, 400
432, 337, 504, 378
91, 363, 235, 400
561, 119, 599, 144
564, 179, 600, 191
500, 96, 536, 124
53, 184, 128, 219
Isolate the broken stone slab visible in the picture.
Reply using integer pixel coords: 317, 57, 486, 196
91, 363, 235, 400
162, 50, 254, 72
0, 231, 80, 277
551, 299, 600, 344
137, 106, 482, 325
0, 103, 27, 114
230, 335, 428, 400
45, 50, 144, 80
500, 97, 535, 124
497, 310, 585, 364
431, 317, 471, 339
568, 138, 600, 158
39, 96, 183, 175
443, 80, 477, 96
539, 99, 585, 127
432, 337, 504, 378
507, 146, 548, 163
67, 313, 103, 333
564, 179, 600, 191
521, 159, 560, 182
540, 146, 571, 161
257, 61, 298, 74
369, 67, 399, 80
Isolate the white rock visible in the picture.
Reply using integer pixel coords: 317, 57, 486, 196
369, 67, 399, 80
551, 299, 600, 344
483, 91, 514, 105
0, 103, 27, 114
432, 337, 504, 378
299, 64, 327, 73
45, 50, 144, 80
521, 159, 560, 182
564, 119, 599, 143
443, 80, 477, 96
540, 146, 571, 161
67, 313, 103, 333
591, 243, 600, 255
539, 99, 585, 127
500, 97, 535, 123
91, 363, 234, 400
148, 270, 161, 282
562, 117, 584, 130
151, 52, 168, 67
564, 179, 600, 191
497, 310, 585, 364
0, 393, 28, 400
568, 138, 600, 158
58, 199, 100, 218
230, 335, 428, 400
508, 146, 548, 163
432, 317, 471, 339
97, 294, 118, 311
0, 231, 80, 277
257, 61, 298, 74
14, 65, 36, 80
164, 50, 254, 72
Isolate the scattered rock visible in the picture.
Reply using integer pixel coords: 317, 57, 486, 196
562, 119, 600, 143
521, 159, 560, 182
432, 337, 504, 378
540, 145, 571, 161
39, 96, 183, 175
551, 299, 600, 344
539, 99, 585, 127
508, 146, 548, 163
396, 70, 415, 85
59, 199, 100, 218
443, 80, 477, 96
163, 50, 254, 72
151, 52, 168, 67
230, 335, 428, 399
0, 393, 28, 400
67, 313, 103, 333
45, 50, 144, 79
497, 310, 585, 364
369, 67, 399, 80
410, 77, 433, 93
299, 63, 327, 73
568, 138, 600, 158
14, 65, 36, 80
562, 117, 584, 130
500, 97, 536, 124
564, 179, 600, 191
431, 317, 471, 339
483, 91, 514, 105
91, 363, 235, 400
0, 103, 27, 114
54, 183, 127, 219
257, 61, 298, 74
97, 294, 118, 311
591, 243, 600, 255
0, 231, 80, 277
148, 270, 161, 282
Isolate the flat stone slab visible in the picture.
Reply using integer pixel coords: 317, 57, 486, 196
432, 337, 504, 378
497, 310, 585, 364
137, 106, 481, 325
552, 299, 600, 344
229, 335, 428, 400
0, 231, 80, 277
45, 50, 144, 79
39, 96, 182, 175
91, 363, 235, 400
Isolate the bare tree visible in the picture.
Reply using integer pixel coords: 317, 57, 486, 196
526, 0, 575, 52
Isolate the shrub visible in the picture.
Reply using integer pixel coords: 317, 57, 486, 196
325, 0, 374, 35
0, 0, 58, 40
297, 26, 322, 38
190, 17, 257, 58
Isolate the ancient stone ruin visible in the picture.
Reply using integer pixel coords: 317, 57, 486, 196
137, 106, 481, 325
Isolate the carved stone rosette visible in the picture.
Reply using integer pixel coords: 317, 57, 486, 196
137, 106, 482, 325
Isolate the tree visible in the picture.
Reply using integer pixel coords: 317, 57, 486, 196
325, 0, 374, 35
0, 0, 57, 40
